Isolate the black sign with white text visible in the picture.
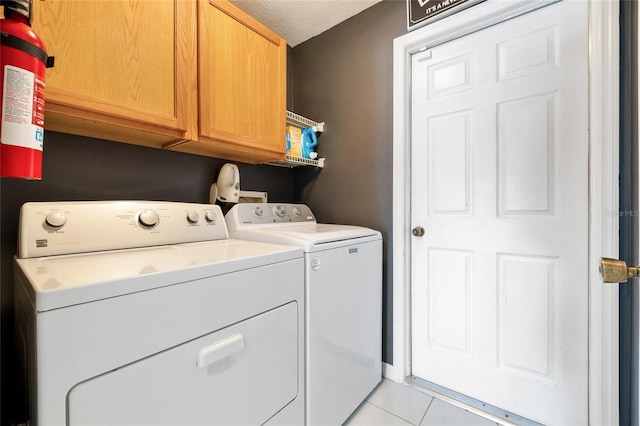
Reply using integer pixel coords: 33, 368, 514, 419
407, 0, 483, 31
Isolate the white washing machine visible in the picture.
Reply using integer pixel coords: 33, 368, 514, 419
225, 203, 382, 425
14, 201, 305, 426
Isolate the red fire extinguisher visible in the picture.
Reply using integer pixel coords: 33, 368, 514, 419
0, 0, 52, 179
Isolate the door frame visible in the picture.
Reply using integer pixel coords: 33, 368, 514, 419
389, 1, 620, 424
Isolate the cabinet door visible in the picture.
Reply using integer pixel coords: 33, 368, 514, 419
32, 0, 197, 148
171, 0, 286, 163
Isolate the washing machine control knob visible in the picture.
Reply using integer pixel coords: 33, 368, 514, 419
205, 210, 217, 222
253, 206, 264, 217
138, 210, 159, 227
45, 212, 67, 228
292, 207, 301, 216
186, 211, 199, 224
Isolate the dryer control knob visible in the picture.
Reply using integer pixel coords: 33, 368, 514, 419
292, 207, 301, 216
273, 205, 286, 218
45, 212, 67, 228
187, 211, 200, 223
138, 210, 159, 227
205, 210, 217, 222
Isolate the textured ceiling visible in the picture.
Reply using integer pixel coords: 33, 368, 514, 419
229, 0, 384, 47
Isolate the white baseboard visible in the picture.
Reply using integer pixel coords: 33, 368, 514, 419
382, 362, 405, 383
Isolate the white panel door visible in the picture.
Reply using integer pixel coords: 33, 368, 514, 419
410, 2, 589, 425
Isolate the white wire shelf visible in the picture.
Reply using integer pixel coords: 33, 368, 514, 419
286, 111, 325, 132
265, 111, 325, 168
266, 155, 325, 168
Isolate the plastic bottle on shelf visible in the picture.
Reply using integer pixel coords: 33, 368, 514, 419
301, 126, 318, 160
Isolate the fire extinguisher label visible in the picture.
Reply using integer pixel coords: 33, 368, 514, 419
1, 64, 44, 151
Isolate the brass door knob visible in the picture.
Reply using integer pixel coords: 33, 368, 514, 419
600, 258, 640, 283
412, 226, 425, 237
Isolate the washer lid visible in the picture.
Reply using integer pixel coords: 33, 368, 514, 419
230, 223, 381, 251
15, 239, 302, 312
276, 224, 380, 244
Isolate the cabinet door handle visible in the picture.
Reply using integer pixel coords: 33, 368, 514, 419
197, 334, 244, 368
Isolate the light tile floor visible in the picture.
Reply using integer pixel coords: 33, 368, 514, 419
345, 379, 501, 426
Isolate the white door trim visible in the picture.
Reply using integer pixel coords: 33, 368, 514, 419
389, 1, 620, 424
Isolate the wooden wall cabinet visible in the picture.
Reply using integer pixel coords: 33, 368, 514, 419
168, 0, 287, 163
31, 0, 286, 164
32, 0, 198, 149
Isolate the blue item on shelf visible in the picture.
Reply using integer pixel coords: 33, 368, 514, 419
301, 127, 318, 160
286, 130, 291, 153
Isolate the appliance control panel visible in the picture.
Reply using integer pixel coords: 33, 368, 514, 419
18, 201, 228, 258
226, 203, 316, 231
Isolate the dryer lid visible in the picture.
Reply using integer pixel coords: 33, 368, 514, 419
15, 239, 302, 312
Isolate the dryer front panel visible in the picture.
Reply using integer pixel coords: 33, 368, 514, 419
67, 302, 299, 425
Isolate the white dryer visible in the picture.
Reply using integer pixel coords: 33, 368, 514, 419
226, 203, 382, 426
14, 201, 304, 426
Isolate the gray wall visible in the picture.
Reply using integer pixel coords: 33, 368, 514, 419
0, 132, 294, 424
291, 0, 408, 364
